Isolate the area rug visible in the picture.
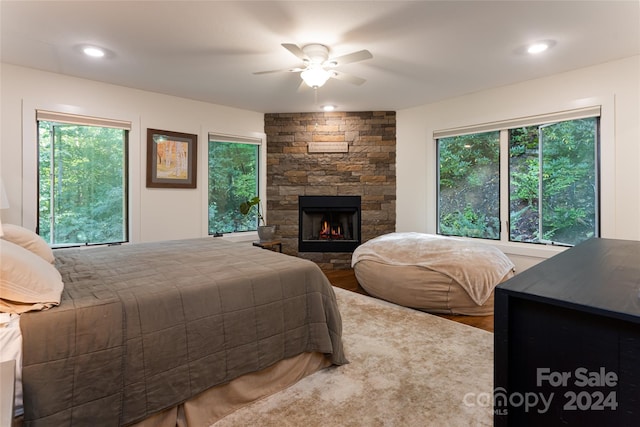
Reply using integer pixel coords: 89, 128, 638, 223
213, 287, 494, 426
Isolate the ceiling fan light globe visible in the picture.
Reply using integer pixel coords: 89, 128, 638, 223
301, 67, 332, 88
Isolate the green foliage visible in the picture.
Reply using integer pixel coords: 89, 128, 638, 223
208, 141, 259, 234
439, 118, 597, 246
510, 158, 539, 207
38, 122, 126, 245
239, 196, 265, 225
538, 121, 596, 245
440, 205, 500, 239
438, 131, 499, 188
438, 131, 500, 239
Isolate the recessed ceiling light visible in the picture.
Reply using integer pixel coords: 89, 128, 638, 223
527, 43, 549, 54
526, 40, 557, 55
322, 105, 336, 112
83, 46, 105, 58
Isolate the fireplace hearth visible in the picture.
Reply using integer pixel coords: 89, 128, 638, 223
298, 196, 361, 252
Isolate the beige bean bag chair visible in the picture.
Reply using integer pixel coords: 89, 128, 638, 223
351, 232, 515, 316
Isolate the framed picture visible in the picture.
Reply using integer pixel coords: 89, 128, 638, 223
146, 128, 197, 188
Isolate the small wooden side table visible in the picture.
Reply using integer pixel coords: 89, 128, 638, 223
253, 240, 282, 253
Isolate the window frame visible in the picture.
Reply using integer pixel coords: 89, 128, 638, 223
207, 132, 264, 237
35, 110, 131, 247
435, 106, 601, 247
21, 103, 140, 242
436, 130, 501, 240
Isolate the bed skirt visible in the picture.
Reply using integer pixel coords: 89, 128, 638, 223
131, 351, 331, 427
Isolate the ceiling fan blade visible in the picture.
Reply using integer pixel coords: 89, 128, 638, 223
253, 67, 305, 75
253, 68, 288, 75
282, 43, 309, 61
331, 71, 366, 86
328, 49, 372, 66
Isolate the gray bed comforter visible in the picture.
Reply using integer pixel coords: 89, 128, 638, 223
19, 238, 347, 426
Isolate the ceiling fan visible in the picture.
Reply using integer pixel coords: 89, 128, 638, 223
254, 43, 373, 88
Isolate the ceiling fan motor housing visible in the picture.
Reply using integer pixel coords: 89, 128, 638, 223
303, 44, 330, 64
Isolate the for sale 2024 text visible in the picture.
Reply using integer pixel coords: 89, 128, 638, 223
536, 367, 618, 412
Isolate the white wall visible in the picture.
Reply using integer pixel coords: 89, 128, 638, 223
0, 64, 265, 243
397, 55, 640, 271
3, 57, 639, 270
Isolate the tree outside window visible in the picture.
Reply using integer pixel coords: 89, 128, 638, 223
509, 118, 598, 245
38, 121, 128, 246
208, 139, 260, 234
438, 131, 500, 239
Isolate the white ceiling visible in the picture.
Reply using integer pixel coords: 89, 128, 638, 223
1, 1, 639, 113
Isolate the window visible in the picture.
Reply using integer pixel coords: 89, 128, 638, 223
509, 118, 598, 245
437, 131, 500, 239
37, 110, 129, 246
437, 107, 600, 247
208, 134, 261, 235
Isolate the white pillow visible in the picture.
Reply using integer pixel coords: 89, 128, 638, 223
0, 239, 63, 314
1, 223, 55, 264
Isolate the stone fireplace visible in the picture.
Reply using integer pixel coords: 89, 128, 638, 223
298, 195, 361, 253
265, 111, 396, 269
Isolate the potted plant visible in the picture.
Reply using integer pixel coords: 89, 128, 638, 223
239, 196, 276, 242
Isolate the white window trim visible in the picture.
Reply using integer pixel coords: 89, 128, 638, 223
22, 101, 141, 241
204, 131, 266, 240
433, 106, 601, 139
36, 110, 132, 130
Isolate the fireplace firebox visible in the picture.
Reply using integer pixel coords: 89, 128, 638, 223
298, 196, 361, 252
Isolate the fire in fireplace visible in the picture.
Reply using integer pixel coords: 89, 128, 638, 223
298, 195, 361, 252
320, 220, 344, 240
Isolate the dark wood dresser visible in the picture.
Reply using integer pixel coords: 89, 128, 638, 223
494, 238, 640, 426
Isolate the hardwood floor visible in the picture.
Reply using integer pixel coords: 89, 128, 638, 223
323, 268, 494, 333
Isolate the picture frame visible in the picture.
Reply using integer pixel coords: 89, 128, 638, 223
146, 128, 197, 188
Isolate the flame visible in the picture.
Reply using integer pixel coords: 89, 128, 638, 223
320, 221, 344, 240
321, 221, 330, 235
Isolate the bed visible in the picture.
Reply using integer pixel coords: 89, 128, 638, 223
0, 226, 347, 426
351, 232, 515, 315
